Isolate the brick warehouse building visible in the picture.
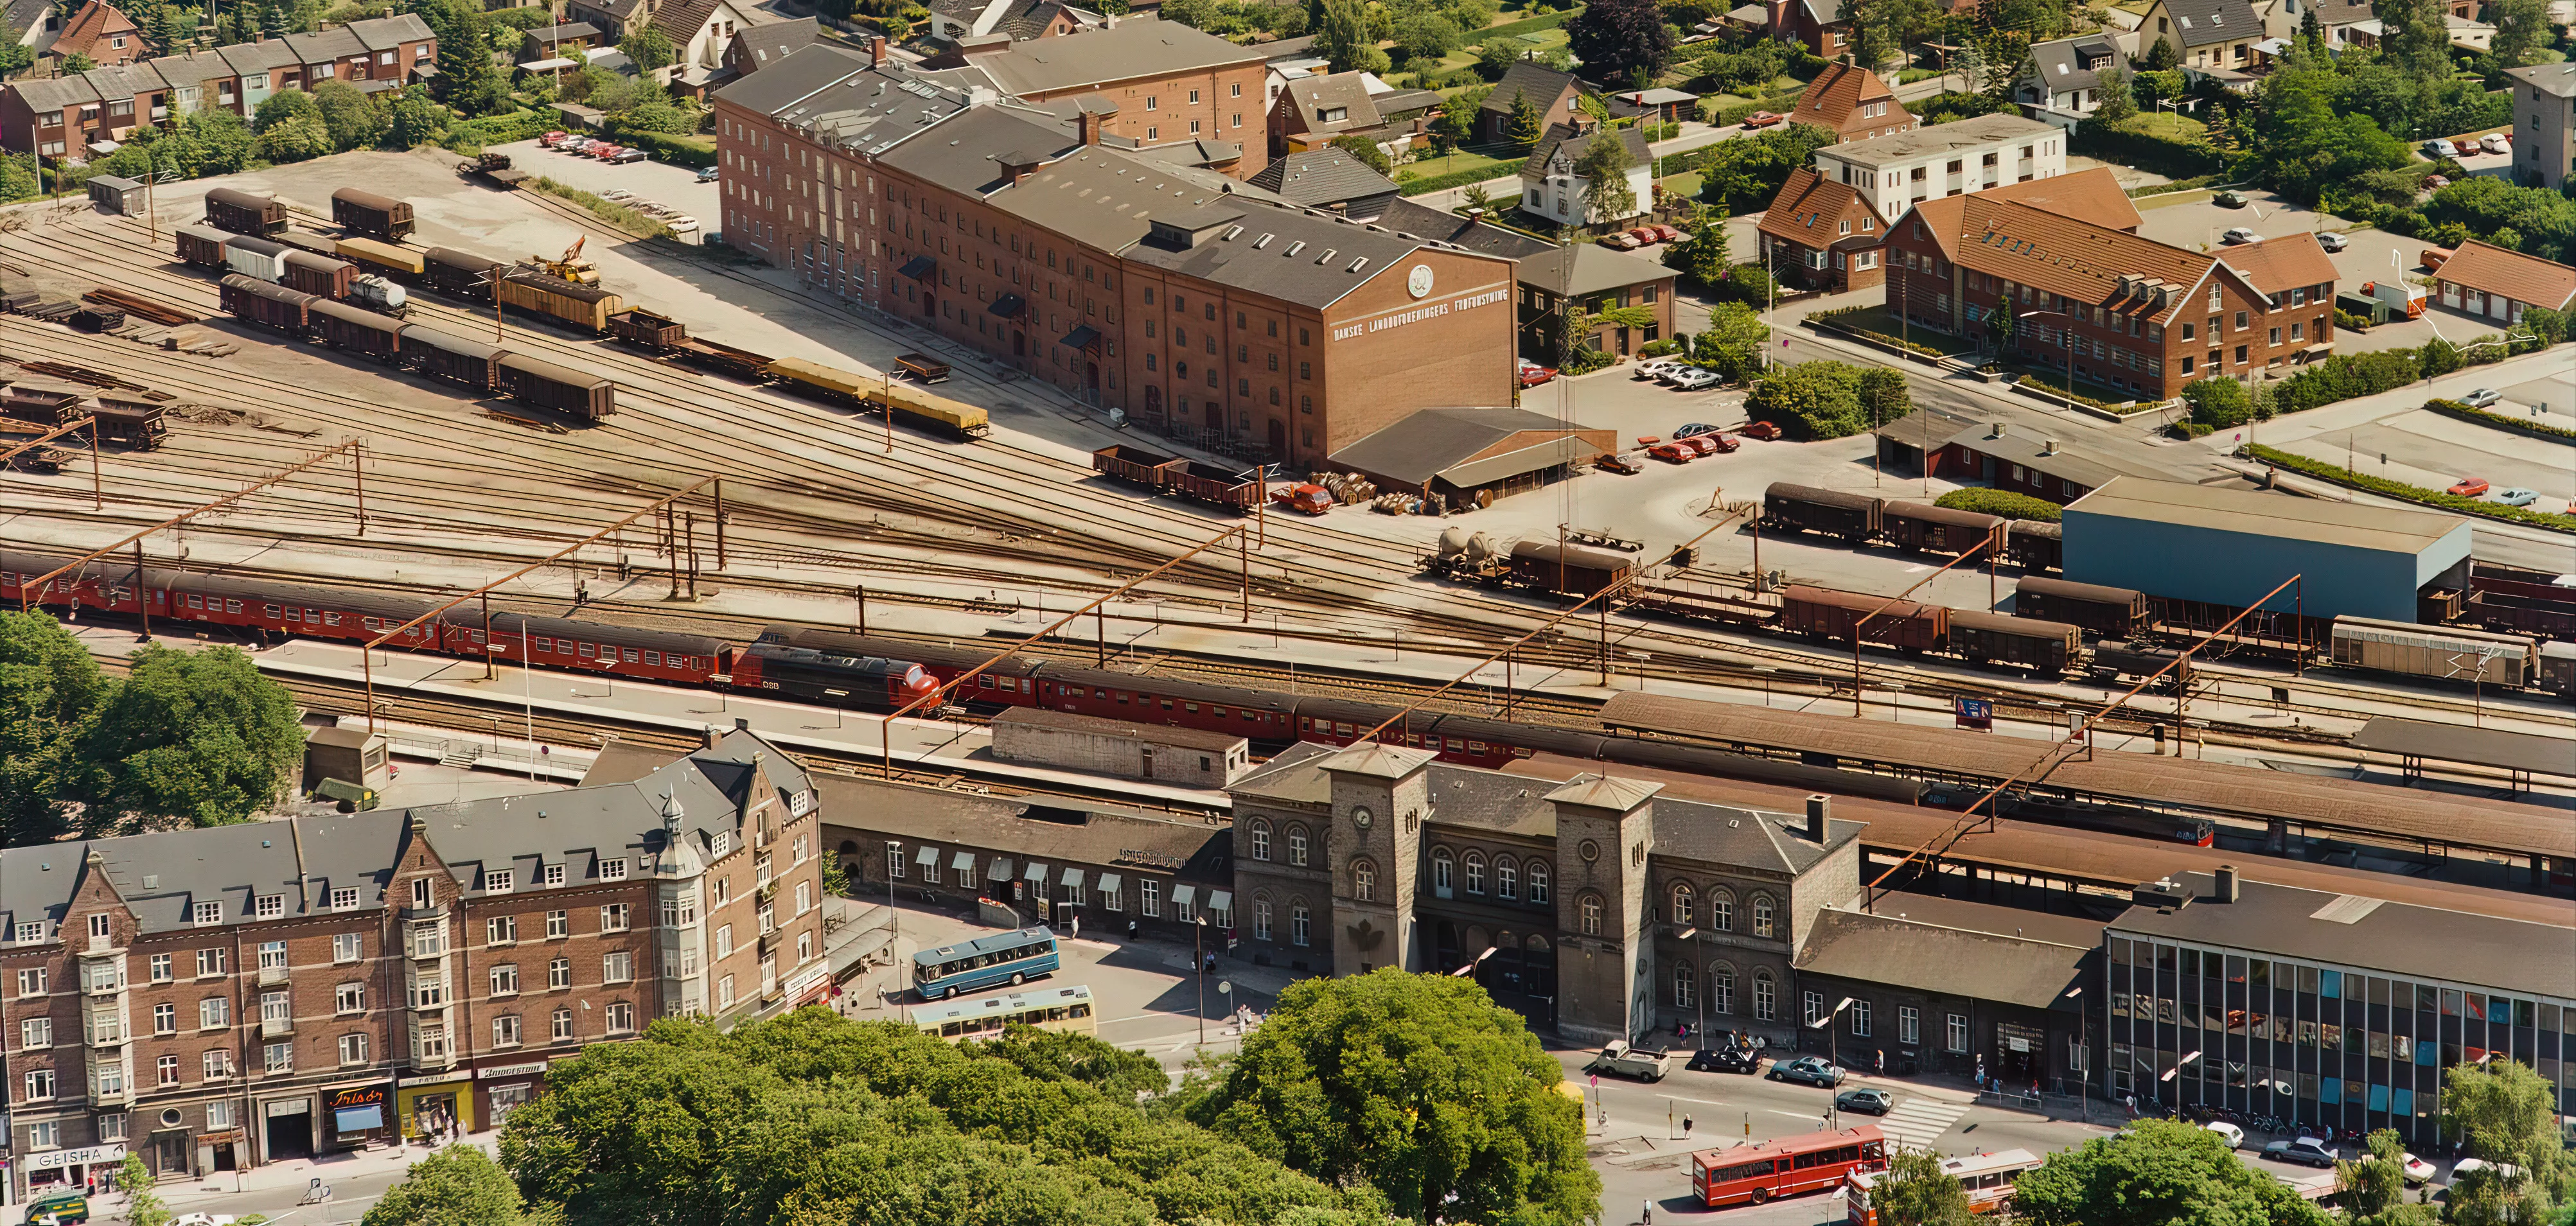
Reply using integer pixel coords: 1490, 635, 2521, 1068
0, 728, 827, 1201
713, 45, 1516, 465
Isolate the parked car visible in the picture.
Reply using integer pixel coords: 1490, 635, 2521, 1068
667, 217, 700, 234
610, 148, 648, 164
1517, 362, 1558, 387
1634, 358, 1685, 380
697, 164, 723, 182
1737, 420, 1783, 440
2205, 1121, 2246, 1149
1669, 368, 1722, 390
1673, 421, 1720, 437
2448, 477, 2492, 496
2461, 387, 2503, 407
1770, 1056, 1844, 1087
1693, 432, 1740, 454
2222, 227, 2261, 245
1589, 1040, 1672, 1082
2496, 487, 2539, 505
1627, 226, 1663, 245
2424, 139, 2460, 159
2451, 1158, 2524, 1183
2317, 231, 2349, 252
2482, 134, 2512, 155
2265, 1138, 2343, 1168
1595, 453, 1645, 475
1687, 1045, 1764, 1073
2215, 191, 2248, 208
1835, 1088, 1893, 1116
1648, 223, 1684, 243
1742, 110, 1785, 128
1648, 441, 1696, 463
1598, 232, 1645, 250
2425, 175, 2452, 189
540, 130, 570, 147
2401, 1153, 2437, 1185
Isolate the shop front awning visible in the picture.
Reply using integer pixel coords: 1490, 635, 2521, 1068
1059, 324, 1101, 350
989, 293, 1025, 318
913, 845, 937, 866
950, 850, 975, 871
899, 255, 937, 282
1096, 873, 1122, 894
1170, 884, 1197, 908
987, 858, 1012, 880
1061, 867, 1084, 889
334, 1105, 385, 1132
1024, 861, 1048, 882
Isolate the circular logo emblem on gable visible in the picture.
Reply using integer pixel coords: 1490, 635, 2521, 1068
1350, 806, 1374, 831
1406, 264, 1435, 299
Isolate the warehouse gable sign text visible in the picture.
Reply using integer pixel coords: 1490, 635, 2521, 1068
1335, 286, 1510, 341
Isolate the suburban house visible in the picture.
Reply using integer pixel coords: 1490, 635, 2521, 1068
146, 49, 238, 118
1515, 243, 1677, 360
927, 0, 1096, 42
1245, 147, 1400, 219
1519, 121, 1653, 227
2429, 239, 2576, 324
1267, 71, 1380, 154
2139, 0, 2267, 77
719, 15, 818, 76
1606, 86, 1700, 125
1787, 59, 1913, 143
2017, 33, 2127, 121
1766, 0, 1853, 58
215, 37, 301, 108
1758, 168, 1887, 293
1810, 112, 2067, 222
521, 22, 602, 62
4, 0, 57, 62
1477, 60, 1584, 144
2507, 61, 2576, 189
51, 0, 139, 66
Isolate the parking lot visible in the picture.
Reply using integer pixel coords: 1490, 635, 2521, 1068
2241, 347, 2576, 517
492, 137, 718, 242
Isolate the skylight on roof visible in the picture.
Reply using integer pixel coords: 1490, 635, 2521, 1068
1222, 225, 1243, 240
1348, 257, 1369, 273
1253, 233, 1274, 248
1285, 240, 1305, 256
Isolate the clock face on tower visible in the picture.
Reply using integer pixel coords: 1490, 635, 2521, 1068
1351, 806, 1374, 831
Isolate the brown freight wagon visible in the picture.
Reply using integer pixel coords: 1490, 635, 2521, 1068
2004, 520, 2062, 572
1763, 483, 1882, 542
400, 325, 501, 390
608, 306, 686, 347
1164, 459, 1262, 511
1093, 443, 1183, 487
175, 224, 231, 269
308, 299, 403, 361
2012, 575, 2148, 638
422, 247, 507, 301
88, 396, 168, 450
1779, 584, 1946, 651
0, 381, 94, 426
495, 352, 615, 419
203, 187, 286, 236
282, 250, 358, 299
1508, 540, 1635, 598
1946, 609, 2078, 672
272, 229, 342, 259
331, 188, 414, 241
1883, 500, 2004, 557
218, 274, 315, 333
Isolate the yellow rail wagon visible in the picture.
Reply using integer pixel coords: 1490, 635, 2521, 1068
497, 268, 622, 333
335, 236, 427, 279
761, 356, 989, 440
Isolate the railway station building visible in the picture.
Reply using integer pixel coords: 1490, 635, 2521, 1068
0, 728, 829, 1201
712, 43, 1517, 468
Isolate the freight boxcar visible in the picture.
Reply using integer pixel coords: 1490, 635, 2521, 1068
400, 325, 501, 390
87, 396, 167, 450
203, 188, 286, 236
2328, 615, 2536, 687
281, 250, 358, 299
1763, 483, 1882, 542
2467, 561, 2576, 604
1779, 584, 1947, 651
497, 270, 621, 333
2541, 641, 2576, 698
2467, 592, 2576, 640
421, 247, 507, 300
337, 236, 427, 280
308, 298, 403, 360
494, 352, 615, 419
219, 273, 313, 332
2012, 575, 2149, 638
1507, 540, 1634, 598
1948, 609, 2078, 672
331, 188, 414, 241
1883, 500, 2004, 557
175, 224, 231, 269
223, 234, 290, 283
2004, 520, 2062, 572
1093, 442, 1182, 487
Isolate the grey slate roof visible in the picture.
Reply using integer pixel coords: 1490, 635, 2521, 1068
11, 74, 104, 110
2507, 61, 2576, 99
2160, 0, 2261, 48
1245, 147, 1398, 207
284, 24, 365, 63
714, 47, 982, 160
1122, 191, 1443, 309
1817, 111, 2059, 167
1373, 198, 1553, 258
83, 62, 168, 101
1134, 137, 1247, 168
730, 15, 817, 67
815, 772, 1230, 878
897, 117, 1257, 252
218, 39, 301, 77
1330, 406, 1593, 486
348, 12, 433, 49
149, 51, 239, 89
1514, 242, 1672, 299
2111, 871, 2576, 999
1480, 60, 1577, 114
1280, 71, 1379, 133
1525, 121, 1650, 179
1654, 803, 1860, 875
1796, 903, 2091, 1011
1372, 87, 1441, 118
1, 0, 44, 37
529, 21, 604, 42
2029, 33, 2126, 94
964, 15, 1258, 94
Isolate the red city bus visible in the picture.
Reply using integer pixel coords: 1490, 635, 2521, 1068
1690, 1125, 1887, 1207
1846, 1148, 2037, 1225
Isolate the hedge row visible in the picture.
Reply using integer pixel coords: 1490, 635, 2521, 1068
1810, 306, 1956, 361
1397, 157, 1527, 196
443, 109, 554, 153
2420, 396, 2576, 444
615, 130, 716, 168
2006, 366, 2138, 414
2070, 121, 2225, 179
2244, 443, 2575, 532
2130, 174, 2220, 198
1479, 7, 1581, 40
1712, 87, 1808, 127
1934, 488, 2063, 521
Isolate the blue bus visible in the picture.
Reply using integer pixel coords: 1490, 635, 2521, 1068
912, 926, 1060, 1000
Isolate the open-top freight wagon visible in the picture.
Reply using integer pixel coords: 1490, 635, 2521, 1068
761, 356, 989, 439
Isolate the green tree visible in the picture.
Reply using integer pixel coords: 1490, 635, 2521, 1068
114, 1153, 170, 1226
258, 0, 290, 37
147, 3, 195, 56
1429, 100, 1472, 153
1506, 87, 1544, 146
1869, 1148, 1973, 1226
619, 24, 675, 72
0, 612, 105, 848
60, 50, 95, 73
2336, 1129, 2436, 1225
79, 644, 303, 832
1857, 365, 1909, 430
2013, 1118, 2333, 1226
1323, 132, 1389, 176
1187, 970, 1596, 1226
2094, 64, 2137, 125
2519, 304, 2567, 347
1575, 131, 1636, 221
252, 86, 322, 132
313, 79, 384, 150
0, 153, 39, 202
2493, 0, 2550, 66
1848, 0, 1934, 73
423, 0, 506, 114
2442, 1060, 2574, 1213
215, 1, 254, 43
364, 1146, 541, 1226
2253, 62, 2410, 204
1693, 299, 1769, 382
1475, 39, 1520, 79
1563, 0, 1673, 83
2419, 335, 2465, 378
2374, 0, 2455, 82
1661, 211, 1729, 286
255, 113, 331, 161
1747, 360, 1867, 437
385, 87, 450, 147
1462, 180, 1494, 211
2182, 374, 2254, 427
1314, 0, 1388, 73
182, 106, 255, 173
0, 41, 30, 77
2139, 35, 2179, 71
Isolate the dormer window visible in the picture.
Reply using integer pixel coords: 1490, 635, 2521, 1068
1319, 106, 1346, 122
484, 870, 513, 894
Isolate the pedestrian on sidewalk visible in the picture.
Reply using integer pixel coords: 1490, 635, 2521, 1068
1641, 1198, 1654, 1225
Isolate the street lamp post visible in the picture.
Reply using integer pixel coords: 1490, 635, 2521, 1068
1808, 996, 1854, 1130
1194, 916, 1208, 1049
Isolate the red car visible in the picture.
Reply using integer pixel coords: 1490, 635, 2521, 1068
1648, 224, 1684, 243
1736, 421, 1783, 441
1689, 433, 1740, 455
2448, 477, 2491, 496
540, 130, 570, 147
1649, 441, 1696, 463
1518, 363, 1558, 387
1743, 111, 1784, 128
1627, 226, 1662, 245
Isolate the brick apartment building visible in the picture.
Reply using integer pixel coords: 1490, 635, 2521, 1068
712, 45, 1516, 466
0, 728, 827, 1201
0, 13, 433, 159
1883, 193, 2332, 401
942, 15, 1269, 177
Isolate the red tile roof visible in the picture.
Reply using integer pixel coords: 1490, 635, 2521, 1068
55, 0, 139, 64
2218, 232, 2339, 304
1788, 60, 1911, 140
1974, 166, 2142, 233
1758, 168, 1885, 249
2433, 239, 2576, 312
1903, 195, 2252, 326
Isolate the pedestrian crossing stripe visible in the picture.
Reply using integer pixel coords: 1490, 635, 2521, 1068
1876, 1097, 1970, 1150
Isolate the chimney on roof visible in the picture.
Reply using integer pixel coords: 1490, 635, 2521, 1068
1077, 108, 1106, 146
2213, 864, 2239, 902
1989, 421, 2006, 439
2042, 438, 2058, 456
734, 717, 751, 733
870, 34, 887, 68
1804, 794, 1830, 843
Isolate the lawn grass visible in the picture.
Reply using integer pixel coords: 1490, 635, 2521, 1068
1658, 170, 1703, 198
2126, 110, 2210, 140
1399, 144, 1522, 183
